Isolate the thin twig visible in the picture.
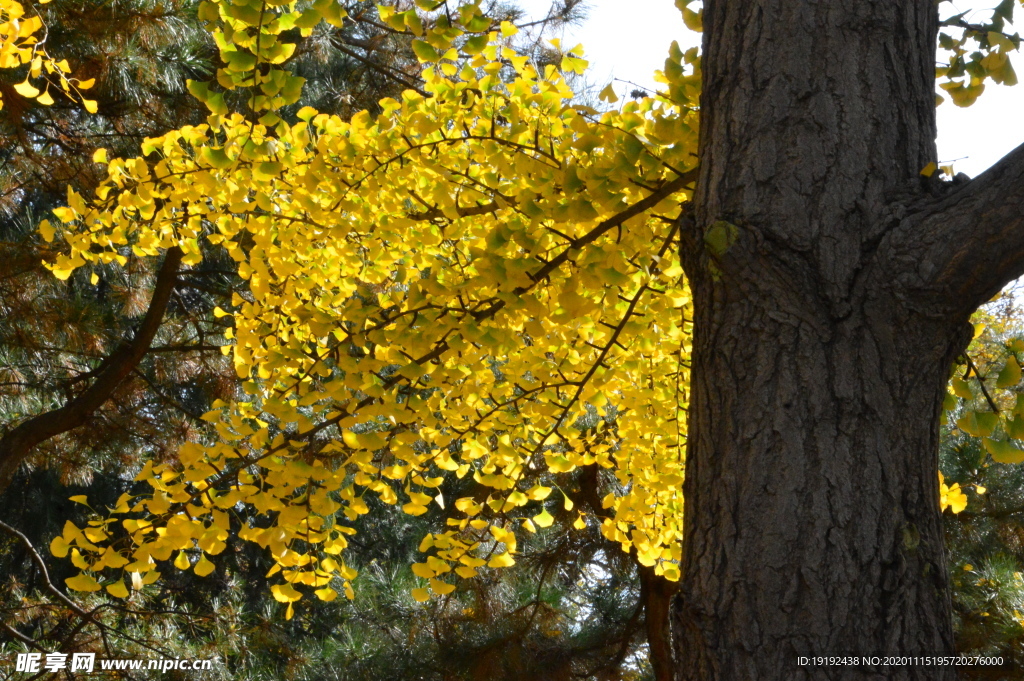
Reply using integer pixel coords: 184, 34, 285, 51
965, 355, 1001, 414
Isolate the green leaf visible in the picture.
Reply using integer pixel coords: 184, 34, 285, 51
201, 147, 233, 170
281, 75, 306, 104
404, 10, 424, 36
683, 7, 702, 32
197, 1, 219, 22
186, 79, 210, 102
223, 2, 262, 25
704, 220, 739, 257
951, 377, 974, 399
1005, 415, 1024, 440
997, 355, 1021, 388
462, 35, 488, 56
957, 410, 998, 437
412, 40, 440, 62
204, 92, 228, 116
294, 9, 322, 29
465, 15, 491, 32
985, 437, 1024, 464
225, 49, 258, 72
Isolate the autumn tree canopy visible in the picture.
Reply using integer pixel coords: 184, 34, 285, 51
17, 0, 696, 608
4, 0, 1024, 678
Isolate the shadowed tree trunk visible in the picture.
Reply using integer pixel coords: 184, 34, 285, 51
673, 1, 1024, 679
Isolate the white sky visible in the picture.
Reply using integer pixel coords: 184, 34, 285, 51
518, 0, 1024, 178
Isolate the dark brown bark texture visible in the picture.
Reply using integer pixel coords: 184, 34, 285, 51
672, 1, 1024, 679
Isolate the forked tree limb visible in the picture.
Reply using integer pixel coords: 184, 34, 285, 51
0, 247, 183, 493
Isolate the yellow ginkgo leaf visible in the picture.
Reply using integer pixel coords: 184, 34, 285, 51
65, 573, 101, 592
487, 552, 515, 568
411, 562, 434, 579
71, 549, 89, 569
525, 485, 551, 500
106, 580, 129, 598
194, 554, 215, 577
38, 219, 55, 242
270, 583, 302, 603
411, 587, 430, 602
50, 536, 70, 558
173, 551, 190, 570
430, 578, 456, 595
314, 587, 337, 601
402, 502, 429, 516
14, 80, 40, 98
34, 23, 699, 602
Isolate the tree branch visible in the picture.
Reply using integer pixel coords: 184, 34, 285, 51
0, 247, 183, 492
892, 141, 1024, 318
0, 519, 175, 659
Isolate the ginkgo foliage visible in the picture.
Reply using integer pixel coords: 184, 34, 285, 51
41, 0, 697, 615
0, 0, 95, 109
30, 0, 1024, 618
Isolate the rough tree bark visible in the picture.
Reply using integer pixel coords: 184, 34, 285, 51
673, 1, 1024, 679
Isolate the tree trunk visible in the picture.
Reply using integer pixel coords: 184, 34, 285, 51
671, 1, 991, 678
641, 564, 679, 681
674, 252, 971, 679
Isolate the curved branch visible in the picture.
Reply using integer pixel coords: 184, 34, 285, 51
0, 247, 183, 492
890, 141, 1024, 318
